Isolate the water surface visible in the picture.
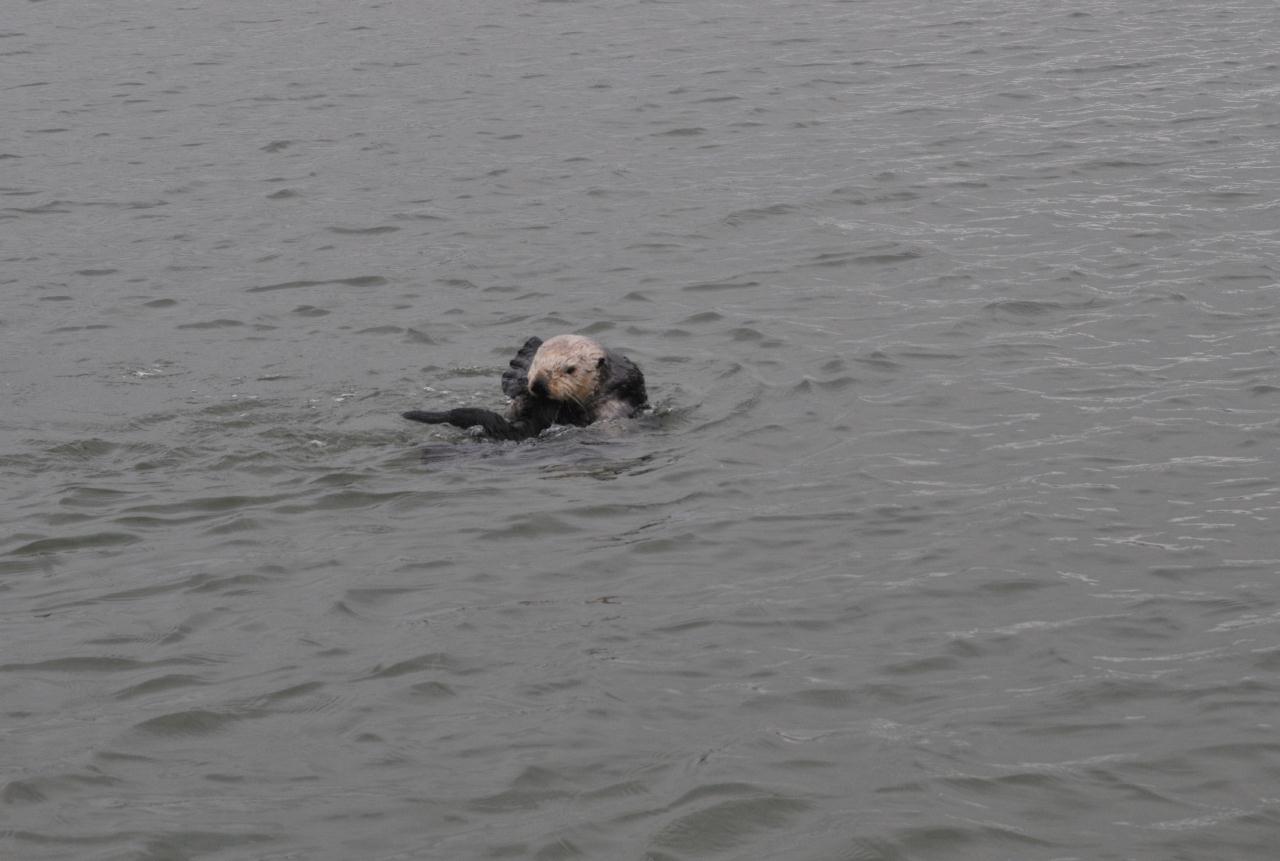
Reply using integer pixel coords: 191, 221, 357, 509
4, 1, 1280, 859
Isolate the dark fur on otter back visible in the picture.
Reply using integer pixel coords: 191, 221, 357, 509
403, 336, 647, 441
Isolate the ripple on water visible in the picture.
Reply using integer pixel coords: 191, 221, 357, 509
649, 791, 814, 854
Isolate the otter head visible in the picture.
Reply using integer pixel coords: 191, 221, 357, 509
527, 334, 607, 405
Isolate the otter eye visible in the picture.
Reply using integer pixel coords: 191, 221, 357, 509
565, 365, 576, 375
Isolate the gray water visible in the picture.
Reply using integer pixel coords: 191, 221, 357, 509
4, 1, 1280, 859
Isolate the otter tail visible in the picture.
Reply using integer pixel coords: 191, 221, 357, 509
402, 404, 557, 441
402, 408, 524, 440
404, 336, 559, 441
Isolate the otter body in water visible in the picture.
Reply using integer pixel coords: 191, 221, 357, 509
403, 334, 647, 440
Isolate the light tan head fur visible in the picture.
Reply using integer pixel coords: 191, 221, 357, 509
527, 334, 607, 405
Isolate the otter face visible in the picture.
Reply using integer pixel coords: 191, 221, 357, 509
527, 334, 607, 405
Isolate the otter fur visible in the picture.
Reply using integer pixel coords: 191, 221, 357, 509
403, 335, 647, 440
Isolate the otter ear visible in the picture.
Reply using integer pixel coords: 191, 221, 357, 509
596, 355, 606, 367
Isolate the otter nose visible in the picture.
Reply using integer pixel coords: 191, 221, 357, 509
529, 377, 550, 398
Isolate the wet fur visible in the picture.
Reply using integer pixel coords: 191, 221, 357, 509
403, 335, 647, 440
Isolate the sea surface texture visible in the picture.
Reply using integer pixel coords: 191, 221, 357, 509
4, 1, 1280, 859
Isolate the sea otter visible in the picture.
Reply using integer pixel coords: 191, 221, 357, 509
403, 334, 648, 440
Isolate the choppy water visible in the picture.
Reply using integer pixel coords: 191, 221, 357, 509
4, 1, 1280, 859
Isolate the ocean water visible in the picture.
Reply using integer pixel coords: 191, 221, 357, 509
4, 1, 1280, 859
